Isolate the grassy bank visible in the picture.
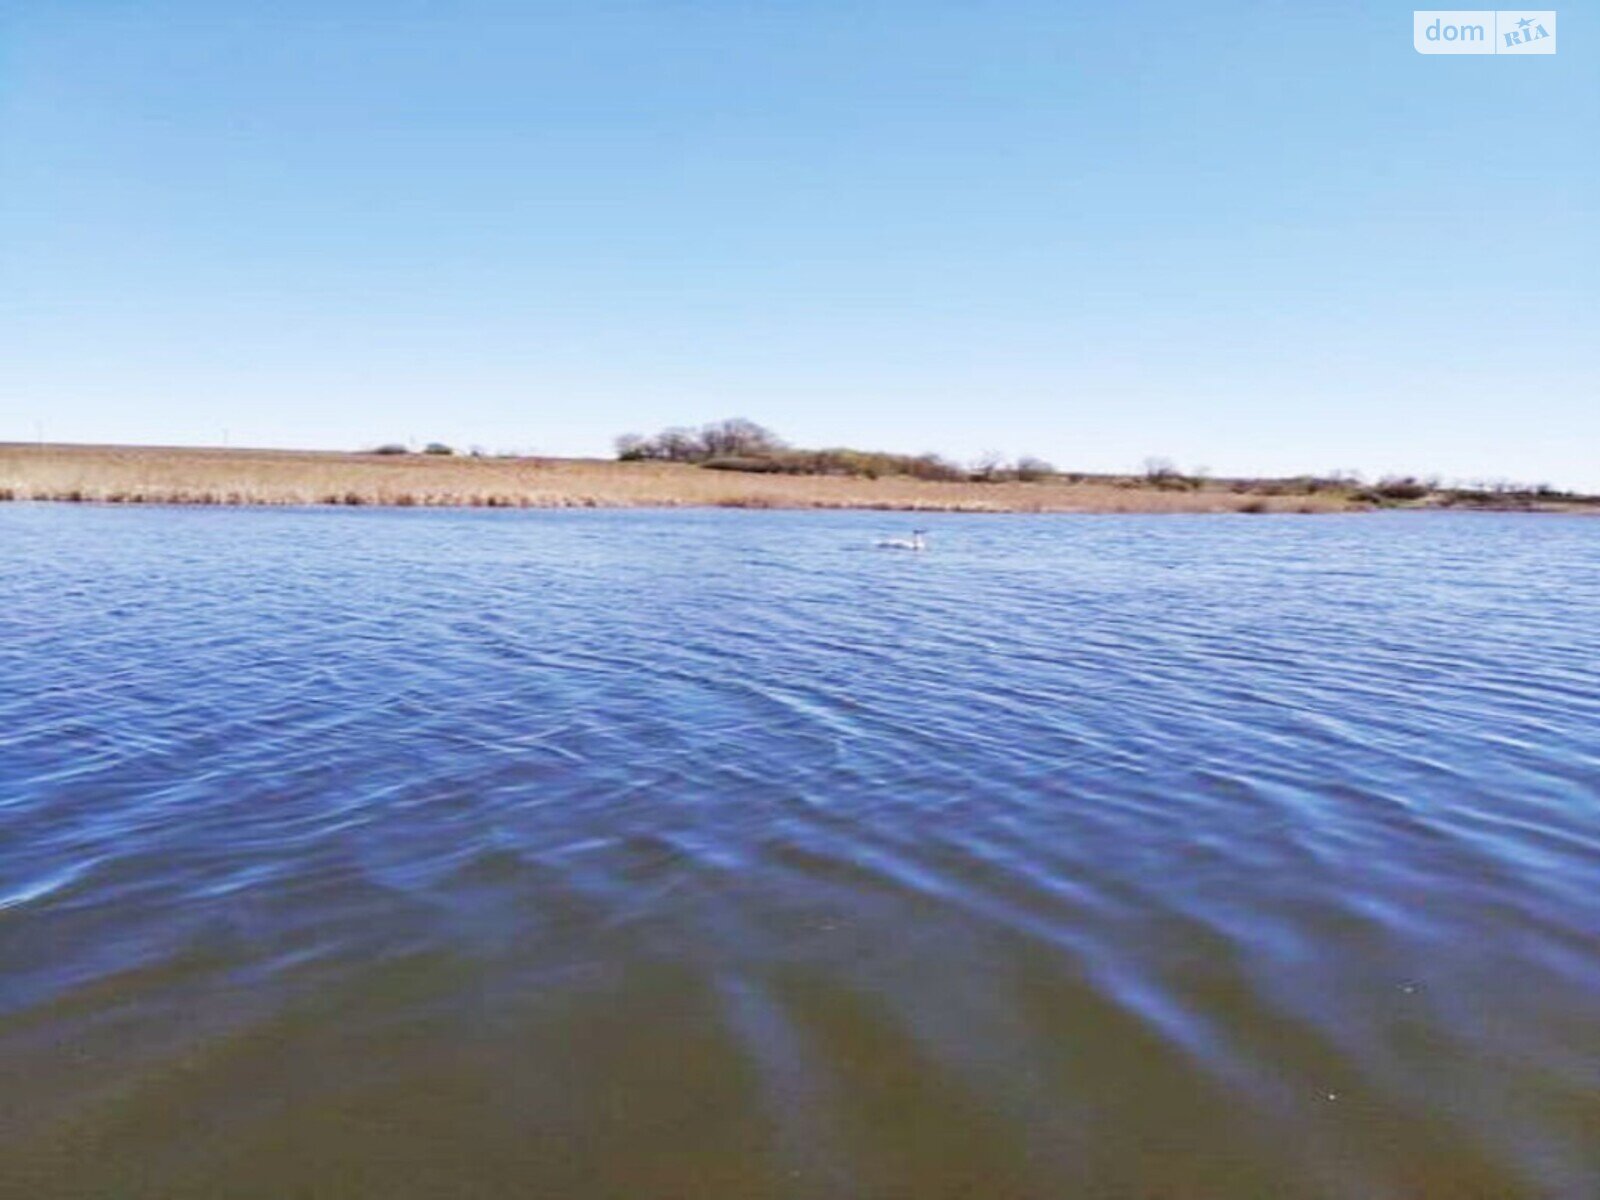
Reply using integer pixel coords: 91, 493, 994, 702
1, 444, 1592, 514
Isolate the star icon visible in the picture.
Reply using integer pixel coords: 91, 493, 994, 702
1517, 16, 1534, 28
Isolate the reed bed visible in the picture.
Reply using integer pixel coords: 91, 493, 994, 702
1, 443, 1373, 513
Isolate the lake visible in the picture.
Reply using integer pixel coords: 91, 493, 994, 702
2, 504, 1597, 1198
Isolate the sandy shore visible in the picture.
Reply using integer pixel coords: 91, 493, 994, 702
3, 444, 1589, 514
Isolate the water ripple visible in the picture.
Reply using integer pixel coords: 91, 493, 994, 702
1, 505, 1598, 1197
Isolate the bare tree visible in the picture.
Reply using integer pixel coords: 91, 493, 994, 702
970, 450, 1009, 481
1143, 456, 1179, 481
700, 418, 785, 459
656, 427, 705, 462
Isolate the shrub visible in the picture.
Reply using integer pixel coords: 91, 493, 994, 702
1374, 477, 1430, 501
423, 442, 455, 456
372, 443, 409, 455
904, 454, 967, 482
702, 456, 787, 473
969, 451, 1009, 482
1015, 456, 1055, 482
1143, 456, 1179, 481
1141, 456, 1201, 490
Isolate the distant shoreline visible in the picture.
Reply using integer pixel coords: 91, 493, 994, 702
2, 444, 1593, 515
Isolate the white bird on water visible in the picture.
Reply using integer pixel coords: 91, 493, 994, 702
875, 529, 928, 551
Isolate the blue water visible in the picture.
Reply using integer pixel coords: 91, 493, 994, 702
2, 504, 1598, 1197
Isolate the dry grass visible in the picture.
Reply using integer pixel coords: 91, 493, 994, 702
1, 443, 1369, 513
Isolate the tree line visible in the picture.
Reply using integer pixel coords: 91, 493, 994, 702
614, 419, 1056, 483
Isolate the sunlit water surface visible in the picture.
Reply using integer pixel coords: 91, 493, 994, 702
2, 505, 1597, 1198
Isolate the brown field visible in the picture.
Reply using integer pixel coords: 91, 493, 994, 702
1, 443, 1590, 514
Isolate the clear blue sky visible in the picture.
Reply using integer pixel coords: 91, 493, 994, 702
3, 2, 1595, 487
